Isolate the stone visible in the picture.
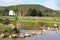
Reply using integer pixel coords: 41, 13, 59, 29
25, 32, 31, 37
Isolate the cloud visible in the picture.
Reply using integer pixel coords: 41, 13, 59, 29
1, 0, 25, 4
0, 0, 60, 10
2, 0, 12, 2
42, 0, 59, 10
0, 0, 23, 6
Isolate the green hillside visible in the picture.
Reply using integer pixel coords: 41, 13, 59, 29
0, 4, 60, 17
55, 11, 60, 16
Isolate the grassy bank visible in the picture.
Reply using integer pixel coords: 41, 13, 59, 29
18, 19, 60, 29
0, 17, 60, 30
10, 17, 60, 30
0, 23, 11, 33
0, 38, 5, 40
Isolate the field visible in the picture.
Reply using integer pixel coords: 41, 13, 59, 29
0, 16, 60, 30
0, 16, 60, 40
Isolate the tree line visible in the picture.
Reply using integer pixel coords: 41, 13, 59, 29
0, 6, 57, 17
22, 8, 43, 16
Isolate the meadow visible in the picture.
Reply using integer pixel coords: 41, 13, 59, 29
0, 17, 60, 40
0, 16, 60, 30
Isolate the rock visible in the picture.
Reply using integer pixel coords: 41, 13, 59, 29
36, 31, 42, 35
8, 24, 15, 29
48, 27, 51, 30
19, 34, 25, 38
9, 35, 12, 38
54, 24, 58, 27
25, 32, 31, 37
11, 34, 18, 38
42, 29, 47, 34
31, 31, 36, 35
0, 33, 5, 38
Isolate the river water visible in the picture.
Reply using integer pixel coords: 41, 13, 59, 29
6, 30, 60, 40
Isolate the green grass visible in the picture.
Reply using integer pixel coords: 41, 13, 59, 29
0, 17, 60, 30
0, 38, 5, 40
9, 17, 60, 28
0, 23, 11, 32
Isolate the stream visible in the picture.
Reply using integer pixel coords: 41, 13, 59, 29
6, 30, 60, 40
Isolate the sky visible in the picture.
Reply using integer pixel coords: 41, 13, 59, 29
0, 0, 60, 10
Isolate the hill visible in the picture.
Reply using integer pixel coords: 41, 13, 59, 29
0, 4, 60, 17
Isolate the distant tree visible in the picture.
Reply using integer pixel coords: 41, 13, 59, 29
22, 10, 28, 16
11, 6, 18, 13
37, 11, 43, 16
30, 9, 37, 16
28, 8, 32, 16
3, 8, 9, 16
0, 10, 3, 16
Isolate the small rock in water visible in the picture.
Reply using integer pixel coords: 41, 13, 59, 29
42, 29, 47, 34
25, 32, 31, 37
36, 31, 42, 35
11, 34, 18, 38
19, 34, 25, 38
31, 31, 36, 35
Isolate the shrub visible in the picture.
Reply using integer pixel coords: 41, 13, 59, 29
0, 19, 3, 23
3, 19, 10, 25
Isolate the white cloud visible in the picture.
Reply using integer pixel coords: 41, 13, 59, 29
1, 0, 23, 6
3, 0, 23, 4
0, 0, 60, 10
42, 0, 59, 10
2, 0, 14, 2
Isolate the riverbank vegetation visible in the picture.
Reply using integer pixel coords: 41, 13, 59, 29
0, 17, 60, 30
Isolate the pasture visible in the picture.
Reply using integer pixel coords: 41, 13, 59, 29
0, 16, 60, 30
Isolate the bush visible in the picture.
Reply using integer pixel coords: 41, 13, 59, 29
0, 19, 3, 23
3, 19, 10, 25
